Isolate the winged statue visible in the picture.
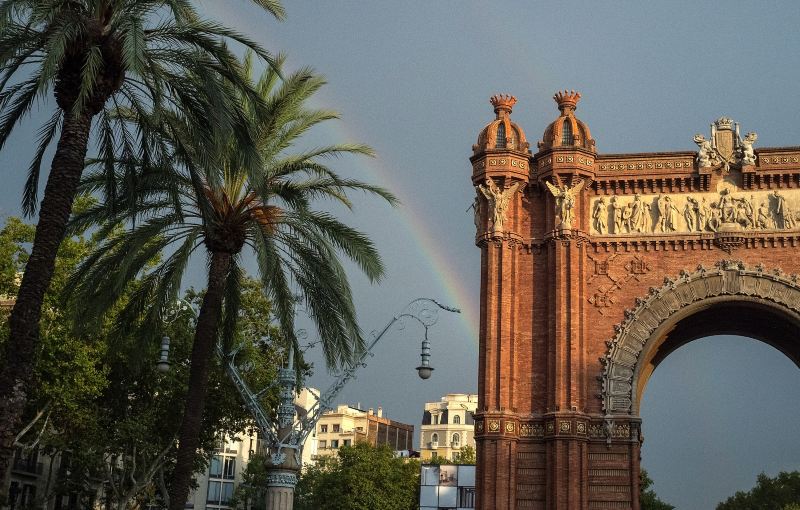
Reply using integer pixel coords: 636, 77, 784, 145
545, 180, 584, 229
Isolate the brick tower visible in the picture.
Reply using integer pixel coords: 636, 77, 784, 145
471, 90, 800, 509
471, 92, 625, 510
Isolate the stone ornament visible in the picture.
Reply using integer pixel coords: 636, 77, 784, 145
476, 177, 523, 235
545, 179, 585, 229
265, 471, 299, 488
592, 197, 608, 234
600, 261, 800, 414
694, 117, 757, 171
588, 188, 800, 235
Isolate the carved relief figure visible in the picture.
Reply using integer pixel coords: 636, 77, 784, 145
592, 197, 608, 234
611, 197, 624, 234
740, 132, 758, 165
735, 195, 754, 228
772, 190, 794, 229
642, 203, 652, 232
684, 201, 695, 232
694, 134, 716, 167
666, 197, 680, 231
717, 189, 736, 224
472, 196, 482, 233
707, 204, 721, 232
628, 194, 645, 232
477, 177, 522, 234
622, 203, 633, 233
757, 202, 771, 229
545, 180, 584, 229
656, 195, 670, 232
698, 197, 709, 231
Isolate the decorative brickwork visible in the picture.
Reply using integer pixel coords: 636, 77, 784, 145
470, 93, 800, 509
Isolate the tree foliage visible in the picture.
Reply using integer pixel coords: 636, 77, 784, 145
69, 53, 395, 510
452, 445, 476, 465
716, 471, 800, 510
0, 213, 284, 510
0, 0, 285, 485
640, 469, 674, 510
293, 443, 419, 510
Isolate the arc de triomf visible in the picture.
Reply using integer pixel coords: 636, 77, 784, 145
470, 91, 800, 509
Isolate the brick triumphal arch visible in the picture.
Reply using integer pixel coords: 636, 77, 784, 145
470, 91, 800, 509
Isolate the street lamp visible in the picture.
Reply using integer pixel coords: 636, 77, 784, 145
158, 297, 460, 510
416, 331, 434, 380
157, 336, 171, 373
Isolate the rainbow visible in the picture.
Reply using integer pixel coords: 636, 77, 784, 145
198, 2, 481, 346
321, 120, 480, 346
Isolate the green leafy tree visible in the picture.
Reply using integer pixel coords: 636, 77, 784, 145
716, 471, 800, 510
0, 0, 285, 483
640, 469, 675, 510
0, 213, 284, 510
68, 58, 395, 510
293, 443, 420, 510
452, 445, 476, 465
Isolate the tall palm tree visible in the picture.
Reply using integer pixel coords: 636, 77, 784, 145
0, 0, 284, 483
68, 59, 397, 510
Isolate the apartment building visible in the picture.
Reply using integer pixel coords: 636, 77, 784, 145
187, 388, 319, 510
419, 394, 478, 461
315, 405, 413, 458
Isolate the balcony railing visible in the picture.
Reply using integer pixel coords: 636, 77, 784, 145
12, 458, 43, 475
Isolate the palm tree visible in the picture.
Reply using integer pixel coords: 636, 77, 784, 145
68, 58, 396, 510
0, 0, 284, 482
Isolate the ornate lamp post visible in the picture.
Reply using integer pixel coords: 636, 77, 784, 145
161, 298, 459, 510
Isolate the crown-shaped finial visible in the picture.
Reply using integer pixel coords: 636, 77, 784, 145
490, 94, 517, 117
714, 117, 734, 130
553, 90, 581, 112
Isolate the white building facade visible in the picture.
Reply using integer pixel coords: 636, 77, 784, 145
419, 394, 477, 462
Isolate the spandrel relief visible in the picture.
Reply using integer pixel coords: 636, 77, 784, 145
589, 188, 800, 235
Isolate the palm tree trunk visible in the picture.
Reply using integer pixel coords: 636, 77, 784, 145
0, 111, 93, 486
168, 251, 232, 510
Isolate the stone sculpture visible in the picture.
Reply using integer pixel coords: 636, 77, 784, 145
477, 177, 523, 234
592, 197, 608, 234
740, 132, 758, 165
545, 180, 584, 229
694, 134, 716, 167
611, 197, 624, 234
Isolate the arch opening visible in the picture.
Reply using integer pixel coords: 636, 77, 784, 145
634, 298, 800, 413
639, 334, 800, 510
601, 261, 800, 416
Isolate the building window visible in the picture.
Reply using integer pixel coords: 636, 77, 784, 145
356, 426, 363, 432
344, 439, 351, 447
223, 457, 235, 479
319, 440, 327, 449
431, 433, 439, 444
459, 487, 476, 508
433, 414, 439, 425
207, 481, 221, 504
208, 480, 234, 505
333, 424, 340, 432
320, 425, 328, 433
561, 119, 573, 145
495, 122, 506, 148
453, 414, 461, 424
209, 456, 222, 477
221, 482, 234, 504
331, 440, 339, 449
452, 433, 460, 447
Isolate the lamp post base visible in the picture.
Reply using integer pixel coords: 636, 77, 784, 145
264, 469, 298, 510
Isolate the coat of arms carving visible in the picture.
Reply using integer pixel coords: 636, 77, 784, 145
693, 117, 757, 172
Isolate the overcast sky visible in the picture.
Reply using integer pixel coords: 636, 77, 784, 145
2, 1, 800, 508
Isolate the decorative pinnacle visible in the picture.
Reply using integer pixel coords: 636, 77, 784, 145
490, 94, 516, 118
553, 90, 581, 112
